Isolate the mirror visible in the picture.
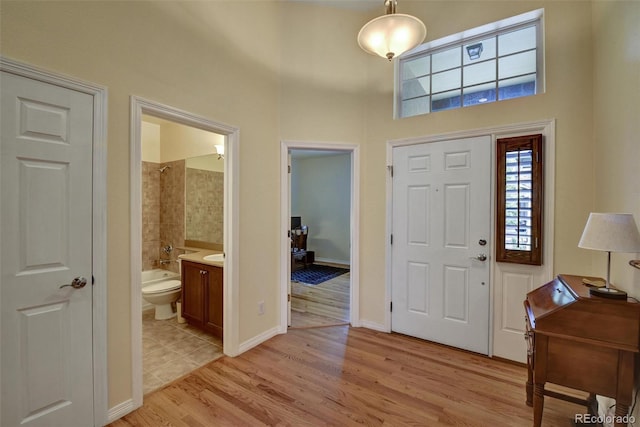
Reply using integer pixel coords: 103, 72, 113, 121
185, 153, 224, 247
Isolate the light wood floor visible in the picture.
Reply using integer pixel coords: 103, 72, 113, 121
110, 326, 584, 427
290, 269, 350, 328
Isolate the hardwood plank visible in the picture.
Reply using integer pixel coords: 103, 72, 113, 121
290, 270, 350, 328
110, 326, 586, 427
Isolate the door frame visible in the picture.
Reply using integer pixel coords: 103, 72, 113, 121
129, 97, 240, 411
280, 141, 361, 331
0, 56, 109, 426
385, 119, 555, 357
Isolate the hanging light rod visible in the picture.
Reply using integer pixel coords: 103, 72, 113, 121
357, 0, 427, 61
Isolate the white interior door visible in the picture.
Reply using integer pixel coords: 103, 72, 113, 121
1, 72, 95, 426
391, 136, 491, 354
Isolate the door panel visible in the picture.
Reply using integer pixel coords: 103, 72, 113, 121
1, 72, 94, 426
392, 136, 491, 354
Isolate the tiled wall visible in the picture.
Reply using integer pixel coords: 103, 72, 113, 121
159, 160, 185, 274
185, 168, 224, 245
142, 162, 161, 271
142, 160, 185, 273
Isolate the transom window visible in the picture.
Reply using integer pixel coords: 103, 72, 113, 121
397, 10, 544, 118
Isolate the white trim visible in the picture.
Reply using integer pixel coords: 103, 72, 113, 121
403, 9, 544, 57
106, 399, 135, 424
280, 141, 361, 331
238, 326, 281, 354
358, 320, 388, 333
129, 96, 241, 411
0, 56, 109, 426
314, 257, 351, 266
385, 119, 555, 358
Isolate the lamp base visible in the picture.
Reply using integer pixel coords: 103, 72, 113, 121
589, 286, 628, 300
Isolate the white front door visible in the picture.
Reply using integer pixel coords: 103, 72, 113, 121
1, 72, 95, 426
391, 136, 491, 354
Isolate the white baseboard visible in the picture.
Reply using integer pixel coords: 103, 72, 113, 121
358, 319, 389, 332
238, 325, 281, 354
107, 398, 137, 424
315, 257, 350, 266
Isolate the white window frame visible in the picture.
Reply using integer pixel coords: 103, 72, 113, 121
394, 9, 545, 119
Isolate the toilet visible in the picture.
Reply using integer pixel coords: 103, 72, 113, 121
141, 280, 182, 320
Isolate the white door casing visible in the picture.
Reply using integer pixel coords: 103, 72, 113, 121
280, 141, 361, 332
391, 136, 492, 355
1, 70, 96, 426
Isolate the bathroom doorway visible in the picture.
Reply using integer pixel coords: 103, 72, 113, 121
130, 97, 240, 408
280, 141, 361, 332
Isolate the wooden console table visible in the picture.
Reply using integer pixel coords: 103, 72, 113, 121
524, 274, 640, 427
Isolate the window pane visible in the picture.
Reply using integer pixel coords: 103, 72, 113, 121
402, 56, 430, 80
504, 149, 533, 252
499, 26, 537, 56
432, 68, 461, 93
499, 50, 536, 79
463, 59, 496, 86
402, 96, 430, 117
498, 75, 536, 100
463, 82, 496, 106
432, 47, 461, 72
463, 37, 496, 65
402, 76, 430, 100
432, 89, 461, 112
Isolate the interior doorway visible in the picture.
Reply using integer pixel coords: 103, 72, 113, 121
130, 96, 240, 410
280, 141, 360, 332
289, 149, 351, 328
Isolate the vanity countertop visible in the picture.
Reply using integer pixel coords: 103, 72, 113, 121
178, 250, 224, 268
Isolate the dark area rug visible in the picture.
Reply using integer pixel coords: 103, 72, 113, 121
291, 264, 349, 285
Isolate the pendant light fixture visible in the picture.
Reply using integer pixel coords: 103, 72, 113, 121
357, 0, 427, 61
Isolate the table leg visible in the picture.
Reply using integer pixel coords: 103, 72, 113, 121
614, 403, 629, 427
533, 383, 544, 427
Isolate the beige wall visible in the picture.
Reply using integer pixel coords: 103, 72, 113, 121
1, 0, 282, 408
291, 154, 352, 264
2, 0, 637, 414
592, 1, 640, 295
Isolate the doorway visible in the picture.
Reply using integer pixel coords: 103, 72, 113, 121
130, 96, 240, 409
0, 58, 108, 426
280, 141, 360, 332
138, 114, 225, 394
386, 120, 555, 361
390, 136, 491, 354
289, 149, 351, 328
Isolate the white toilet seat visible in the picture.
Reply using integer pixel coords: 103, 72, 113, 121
142, 279, 181, 295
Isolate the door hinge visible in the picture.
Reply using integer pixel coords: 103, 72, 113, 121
390, 234, 393, 245
535, 151, 539, 163
390, 301, 393, 312
92, 275, 95, 285
288, 294, 291, 302
387, 165, 393, 177
288, 165, 291, 173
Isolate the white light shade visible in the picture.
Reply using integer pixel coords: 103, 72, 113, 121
578, 213, 640, 253
357, 14, 427, 60
215, 144, 224, 156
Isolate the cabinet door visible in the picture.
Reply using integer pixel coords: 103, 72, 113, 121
181, 261, 205, 325
204, 266, 223, 338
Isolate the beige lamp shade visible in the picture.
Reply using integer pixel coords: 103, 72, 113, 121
578, 213, 640, 253
357, 13, 427, 61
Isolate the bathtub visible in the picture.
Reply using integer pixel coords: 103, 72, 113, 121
141, 269, 181, 311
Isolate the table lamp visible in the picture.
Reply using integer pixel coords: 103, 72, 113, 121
578, 213, 640, 299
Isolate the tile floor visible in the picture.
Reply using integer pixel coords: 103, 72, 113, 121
142, 309, 224, 395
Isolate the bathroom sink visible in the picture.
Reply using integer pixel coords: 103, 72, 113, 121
203, 253, 224, 262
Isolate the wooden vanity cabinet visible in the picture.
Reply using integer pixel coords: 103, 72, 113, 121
181, 260, 223, 339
